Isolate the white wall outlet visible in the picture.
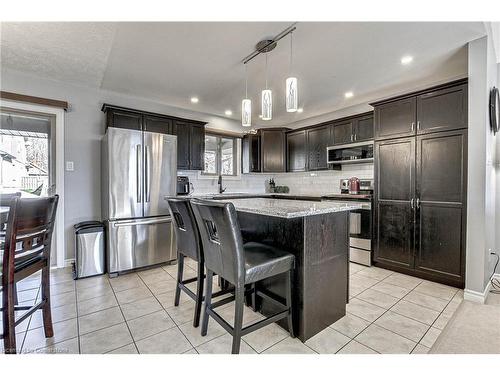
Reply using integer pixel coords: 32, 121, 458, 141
65, 161, 74, 171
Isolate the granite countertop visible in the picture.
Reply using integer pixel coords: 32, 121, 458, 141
215, 197, 361, 219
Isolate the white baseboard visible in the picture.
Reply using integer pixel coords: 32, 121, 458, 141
464, 275, 498, 304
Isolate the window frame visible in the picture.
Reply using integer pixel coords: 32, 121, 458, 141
202, 133, 238, 177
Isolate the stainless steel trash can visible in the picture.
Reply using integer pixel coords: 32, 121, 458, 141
73, 221, 105, 279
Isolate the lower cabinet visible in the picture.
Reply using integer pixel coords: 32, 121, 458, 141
373, 130, 467, 287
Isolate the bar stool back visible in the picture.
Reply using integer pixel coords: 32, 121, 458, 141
191, 198, 295, 354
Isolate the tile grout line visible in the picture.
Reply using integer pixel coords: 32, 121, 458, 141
107, 276, 140, 354
135, 265, 197, 353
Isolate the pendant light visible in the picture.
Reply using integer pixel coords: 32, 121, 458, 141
261, 53, 272, 120
242, 65, 251, 127
286, 32, 298, 112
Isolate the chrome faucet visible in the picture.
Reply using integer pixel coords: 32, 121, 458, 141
218, 174, 226, 194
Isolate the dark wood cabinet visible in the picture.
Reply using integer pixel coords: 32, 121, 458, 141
143, 115, 172, 134
261, 129, 287, 173
242, 134, 261, 173
173, 121, 206, 171
414, 130, 467, 283
306, 126, 330, 170
287, 130, 307, 172
106, 109, 143, 131
374, 128, 467, 287
373, 79, 468, 141
332, 120, 353, 145
374, 137, 415, 269
374, 97, 416, 140
416, 84, 467, 134
354, 114, 374, 142
190, 124, 205, 170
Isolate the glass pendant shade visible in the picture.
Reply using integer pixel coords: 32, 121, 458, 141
286, 77, 298, 112
261, 89, 272, 120
241, 99, 251, 127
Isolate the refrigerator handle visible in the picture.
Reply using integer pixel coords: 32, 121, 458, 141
136, 144, 142, 203
145, 145, 151, 202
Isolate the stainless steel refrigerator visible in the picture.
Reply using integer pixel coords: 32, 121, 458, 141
102, 127, 177, 276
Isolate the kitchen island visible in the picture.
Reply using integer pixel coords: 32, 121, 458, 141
215, 197, 359, 342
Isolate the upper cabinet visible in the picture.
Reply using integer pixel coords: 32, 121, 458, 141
143, 115, 172, 134
105, 108, 143, 131
102, 104, 206, 171
172, 121, 206, 171
373, 80, 467, 141
306, 125, 330, 170
261, 129, 287, 173
332, 120, 353, 145
332, 113, 374, 145
374, 97, 416, 140
287, 130, 307, 172
416, 84, 467, 134
242, 134, 261, 173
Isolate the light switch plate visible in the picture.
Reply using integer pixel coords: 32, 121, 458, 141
66, 161, 74, 171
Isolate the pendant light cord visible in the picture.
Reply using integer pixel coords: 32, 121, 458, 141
245, 64, 248, 99
265, 53, 268, 90
290, 32, 293, 74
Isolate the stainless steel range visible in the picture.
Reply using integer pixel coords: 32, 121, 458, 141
322, 179, 373, 266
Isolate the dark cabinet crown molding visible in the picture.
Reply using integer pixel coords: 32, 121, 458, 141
101, 103, 207, 126
369, 78, 468, 107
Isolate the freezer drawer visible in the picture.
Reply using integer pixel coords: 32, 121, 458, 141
106, 216, 175, 274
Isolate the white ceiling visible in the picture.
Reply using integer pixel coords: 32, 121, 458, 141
0, 22, 486, 127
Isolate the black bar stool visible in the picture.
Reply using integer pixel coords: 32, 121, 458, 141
167, 198, 230, 327
190, 198, 295, 354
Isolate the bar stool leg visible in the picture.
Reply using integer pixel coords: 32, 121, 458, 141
193, 259, 204, 327
41, 265, 54, 338
251, 283, 257, 311
231, 286, 244, 354
285, 270, 294, 338
3, 282, 17, 354
174, 254, 184, 307
201, 269, 213, 336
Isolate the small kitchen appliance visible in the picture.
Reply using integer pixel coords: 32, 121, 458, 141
347, 176, 361, 195
177, 176, 191, 195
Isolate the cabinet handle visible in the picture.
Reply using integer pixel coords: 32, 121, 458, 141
417, 121, 421, 131
410, 198, 415, 209
354, 134, 357, 141
350, 134, 354, 142
416, 198, 420, 208
411, 122, 415, 132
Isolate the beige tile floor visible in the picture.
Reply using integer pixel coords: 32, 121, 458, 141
0, 260, 463, 354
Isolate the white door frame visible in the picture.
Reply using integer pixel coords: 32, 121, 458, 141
1, 99, 66, 268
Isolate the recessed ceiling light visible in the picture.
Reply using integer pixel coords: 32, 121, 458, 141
344, 92, 354, 99
190, 97, 199, 103
297, 108, 303, 113
401, 56, 413, 65
225, 110, 232, 116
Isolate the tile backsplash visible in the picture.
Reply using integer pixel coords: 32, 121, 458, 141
178, 163, 374, 196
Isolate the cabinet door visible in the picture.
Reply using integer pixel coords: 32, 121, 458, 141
143, 115, 172, 134
332, 121, 353, 145
242, 135, 260, 173
374, 137, 415, 268
307, 126, 330, 170
416, 84, 467, 134
415, 130, 466, 283
107, 110, 142, 131
261, 130, 286, 172
189, 124, 205, 170
287, 130, 307, 172
173, 121, 191, 170
353, 114, 374, 142
374, 97, 416, 140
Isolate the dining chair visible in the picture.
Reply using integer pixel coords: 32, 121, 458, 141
0, 195, 59, 354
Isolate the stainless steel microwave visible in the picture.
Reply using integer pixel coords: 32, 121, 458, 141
327, 140, 374, 165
